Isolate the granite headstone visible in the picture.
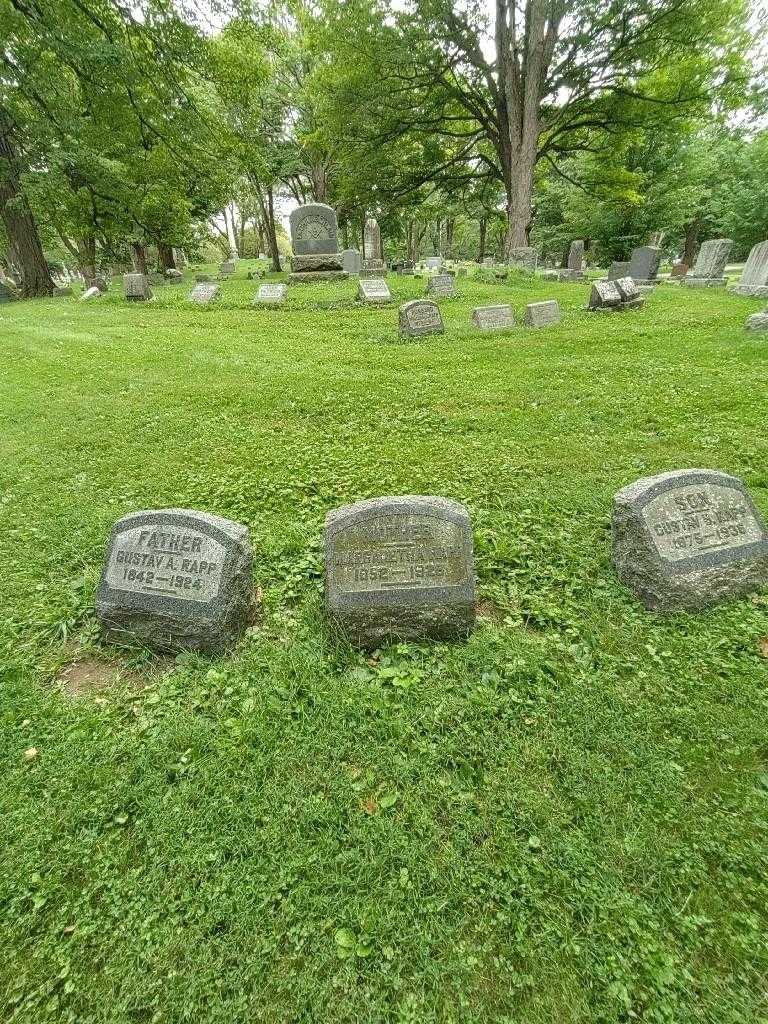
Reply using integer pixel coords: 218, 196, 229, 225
398, 299, 444, 339
358, 277, 391, 303
472, 304, 514, 330
730, 240, 768, 297
682, 239, 732, 288
524, 300, 561, 327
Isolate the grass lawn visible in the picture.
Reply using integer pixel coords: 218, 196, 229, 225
2, 266, 768, 1023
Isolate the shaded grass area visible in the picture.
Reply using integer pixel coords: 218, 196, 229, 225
1, 266, 768, 1023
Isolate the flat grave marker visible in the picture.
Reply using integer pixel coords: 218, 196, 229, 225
524, 300, 561, 327
358, 277, 391, 303
472, 304, 514, 330
253, 283, 287, 305
189, 282, 220, 305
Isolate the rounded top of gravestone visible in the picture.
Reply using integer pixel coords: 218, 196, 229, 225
326, 494, 471, 532
289, 203, 339, 256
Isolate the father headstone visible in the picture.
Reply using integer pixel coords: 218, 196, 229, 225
628, 246, 661, 285
358, 277, 391, 304
324, 495, 476, 647
189, 282, 220, 305
612, 469, 768, 611
96, 509, 254, 653
745, 309, 768, 332
398, 299, 444, 339
342, 249, 361, 275
253, 283, 287, 305
288, 203, 348, 283
682, 239, 733, 288
426, 274, 456, 298
123, 273, 153, 302
507, 247, 538, 272
472, 304, 514, 330
524, 300, 561, 327
730, 240, 768, 297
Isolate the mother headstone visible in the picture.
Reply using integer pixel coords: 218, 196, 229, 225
325, 495, 476, 647
612, 469, 768, 610
96, 509, 254, 653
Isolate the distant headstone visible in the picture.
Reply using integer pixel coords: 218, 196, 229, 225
398, 299, 444, 339
612, 470, 768, 611
730, 240, 768, 297
425, 256, 442, 270
472, 304, 514, 330
628, 246, 661, 285
253, 283, 287, 305
745, 309, 768, 332
288, 203, 347, 283
426, 274, 456, 298
507, 247, 538, 272
123, 273, 153, 302
0, 281, 17, 303
364, 217, 382, 261
195, 274, 213, 283
670, 263, 689, 279
189, 282, 220, 305
399, 260, 414, 276
324, 495, 476, 647
524, 300, 561, 327
81, 286, 102, 302
219, 261, 235, 276
342, 249, 361, 274
96, 509, 254, 653
608, 261, 631, 281
564, 240, 585, 280
682, 239, 732, 288
165, 269, 183, 283
358, 277, 391, 304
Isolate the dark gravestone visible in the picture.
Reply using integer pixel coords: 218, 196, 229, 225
96, 509, 254, 652
628, 246, 661, 284
612, 470, 768, 610
524, 300, 561, 327
472, 304, 514, 330
567, 239, 584, 272
730, 240, 768, 297
123, 273, 153, 302
398, 299, 444, 339
189, 282, 220, 305
682, 238, 732, 288
426, 273, 456, 298
289, 203, 339, 255
507, 247, 538, 271
342, 249, 361, 274
608, 261, 631, 281
324, 495, 476, 647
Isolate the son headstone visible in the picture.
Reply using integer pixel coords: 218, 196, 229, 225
472, 304, 514, 330
324, 495, 476, 647
729, 240, 768, 297
524, 300, 561, 327
682, 239, 733, 288
398, 299, 444, 339
96, 509, 254, 653
612, 469, 768, 611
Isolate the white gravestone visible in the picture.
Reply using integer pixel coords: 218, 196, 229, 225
253, 283, 287, 305
358, 277, 391, 304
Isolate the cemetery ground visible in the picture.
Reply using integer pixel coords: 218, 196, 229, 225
2, 267, 768, 1024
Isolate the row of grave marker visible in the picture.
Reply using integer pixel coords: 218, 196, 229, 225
95, 469, 768, 654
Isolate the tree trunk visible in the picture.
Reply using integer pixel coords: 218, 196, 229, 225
132, 242, 148, 275
76, 236, 97, 283
157, 242, 176, 272
264, 185, 281, 273
477, 217, 487, 262
0, 113, 55, 298
683, 218, 701, 266
503, 153, 536, 256
445, 217, 455, 259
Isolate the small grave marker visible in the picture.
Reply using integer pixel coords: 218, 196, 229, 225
96, 509, 254, 652
426, 273, 456, 298
612, 470, 768, 610
123, 273, 153, 302
253, 283, 287, 305
325, 495, 476, 647
189, 282, 220, 305
524, 300, 560, 327
472, 304, 514, 330
358, 277, 391, 304
398, 299, 444, 339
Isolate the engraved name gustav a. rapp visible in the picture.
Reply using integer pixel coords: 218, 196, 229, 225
643, 482, 764, 563
331, 514, 469, 593
105, 524, 225, 602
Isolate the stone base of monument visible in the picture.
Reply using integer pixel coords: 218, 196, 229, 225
324, 496, 476, 648
359, 267, 388, 279
612, 470, 768, 611
291, 253, 344, 273
681, 277, 727, 288
542, 269, 583, 282
746, 310, 768, 332
288, 270, 349, 285
96, 509, 255, 654
730, 285, 768, 298
631, 278, 658, 287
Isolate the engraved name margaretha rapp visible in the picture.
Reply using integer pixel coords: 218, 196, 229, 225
643, 483, 764, 563
105, 525, 226, 602
331, 514, 469, 593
